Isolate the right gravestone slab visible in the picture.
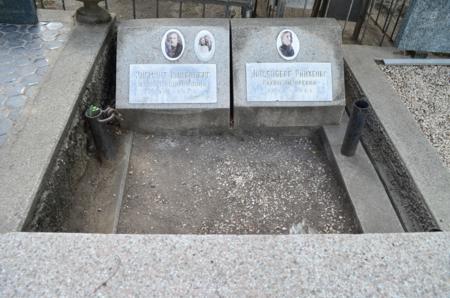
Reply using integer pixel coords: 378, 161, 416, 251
232, 18, 345, 128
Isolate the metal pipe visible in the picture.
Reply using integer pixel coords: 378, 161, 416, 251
179, 0, 183, 18
382, 58, 450, 66
62, 0, 66, 10
85, 108, 116, 161
132, 0, 136, 19
104, 0, 109, 10
341, 100, 370, 157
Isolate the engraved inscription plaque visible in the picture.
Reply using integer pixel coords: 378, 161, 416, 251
129, 64, 217, 104
246, 63, 332, 102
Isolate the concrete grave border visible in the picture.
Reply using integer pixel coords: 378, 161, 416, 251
343, 45, 450, 232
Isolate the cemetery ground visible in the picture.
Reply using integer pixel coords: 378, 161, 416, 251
1, 2, 450, 296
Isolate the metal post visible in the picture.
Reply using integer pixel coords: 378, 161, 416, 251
360, 0, 376, 42
156, 0, 159, 18
62, 0, 66, 10
303, 0, 308, 16
342, 0, 355, 36
324, 0, 331, 17
104, 0, 108, 10
132, 0, 136, 19
380, 0, 398, 45
202, 0, 206, 17
352, 0, 371, 41
341, 100, 370, 157
389, 0, 407, 40
179, 0, 183, 18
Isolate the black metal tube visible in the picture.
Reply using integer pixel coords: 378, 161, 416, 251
341, 100, 370, 157
85, 110, 116, 161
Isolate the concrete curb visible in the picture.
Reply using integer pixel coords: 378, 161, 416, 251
0, 17, 115, 233
343, 45, 450, 231
322, 115, 404, 233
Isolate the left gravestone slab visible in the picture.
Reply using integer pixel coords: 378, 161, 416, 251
0, 0, 38, 24
116, 19, 230, 134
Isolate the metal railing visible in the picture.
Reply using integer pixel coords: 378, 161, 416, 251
266, 0, 410, 45
36, 0, 254, 18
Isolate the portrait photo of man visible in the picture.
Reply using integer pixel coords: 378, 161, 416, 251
276, 29, 299, 60
162, 29, 184, 60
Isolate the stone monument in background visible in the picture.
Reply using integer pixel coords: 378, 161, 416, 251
395, 0, 450, 54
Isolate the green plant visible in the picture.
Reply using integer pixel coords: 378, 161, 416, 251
86, 105, 101, 117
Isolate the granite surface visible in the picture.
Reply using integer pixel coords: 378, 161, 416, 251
231, 18, 345, 128
0, 232, 449, 296
116, 18, 230, 132
395, 0, 450, 54
0, 18, 72, 147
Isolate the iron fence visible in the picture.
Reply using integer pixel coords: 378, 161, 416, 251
267, 0, 409, 45
36, 0, 254, 18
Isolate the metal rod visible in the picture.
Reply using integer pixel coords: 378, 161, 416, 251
379, 0, 397, 45
303, 0, 308, 16
324, 0, 331, 17
156, 0, 159, 18
179, 1, 183, 18
202, 0, 206, 17
62, 0, 65, 10
341, 100, 370, 157
225, 0, 230, 18
352, 0, 371, 41
105, 0, 109, 10
382, 58, 450, 66
375, 0, 385, 24
390, 0, 407, 40
360, 0, 376, 42
132, 0, 136, 19
342, 0, 355, 36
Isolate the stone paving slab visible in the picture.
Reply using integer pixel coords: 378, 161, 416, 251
0, 232, 449, 296
0, 10, 73, 147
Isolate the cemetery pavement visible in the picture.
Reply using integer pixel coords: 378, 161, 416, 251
0, 13, 72, 147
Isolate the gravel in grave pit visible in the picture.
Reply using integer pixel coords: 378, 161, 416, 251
117, 134, 359, 234
380, 65, 450, 170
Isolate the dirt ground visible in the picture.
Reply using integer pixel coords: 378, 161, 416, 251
117, 133, 359, 234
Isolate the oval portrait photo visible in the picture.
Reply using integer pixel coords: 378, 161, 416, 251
161, 29, 185, 61
194, 30, 215, 62
276, 29, 299, 60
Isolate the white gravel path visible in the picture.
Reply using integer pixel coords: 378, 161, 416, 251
380, 65, 450, 170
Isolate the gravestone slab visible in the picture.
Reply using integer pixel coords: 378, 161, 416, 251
0, 0, 38, 24
231, 18, 345, 128
116, 19, 230, 133
395, 0, 450, 54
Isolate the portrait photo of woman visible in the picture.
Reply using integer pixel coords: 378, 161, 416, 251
194, 30, 216, 62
